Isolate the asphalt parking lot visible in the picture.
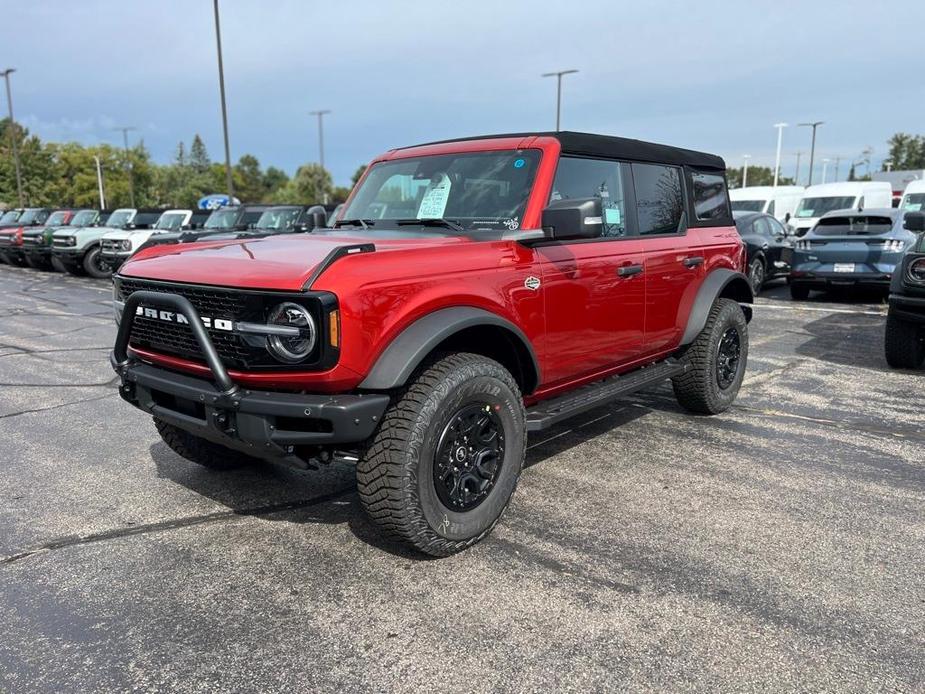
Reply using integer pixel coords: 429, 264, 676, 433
0, 264, 922, 693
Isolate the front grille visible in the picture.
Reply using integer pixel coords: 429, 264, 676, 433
53, 237, 74, 248
23, 236, 42, 246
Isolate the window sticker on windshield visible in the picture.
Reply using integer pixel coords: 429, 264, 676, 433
417, 173, 452, 219
513, 158, 525, 169
797, 209, 814, 217
605, 207, 621, 225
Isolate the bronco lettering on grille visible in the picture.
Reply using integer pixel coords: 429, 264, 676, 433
135, 305, 233, 331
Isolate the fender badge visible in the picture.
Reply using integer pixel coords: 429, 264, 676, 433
524, 276, 541, 291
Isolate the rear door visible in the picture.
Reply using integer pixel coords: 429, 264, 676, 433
538, 156, 646, 384
631, 163, 704, 354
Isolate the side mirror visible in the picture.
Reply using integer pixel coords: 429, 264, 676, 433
310, 210, 327, 229
904, 211, 925, 233
541, 198, 603, 240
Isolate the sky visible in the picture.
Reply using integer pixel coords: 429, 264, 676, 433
4, 0, 925, 187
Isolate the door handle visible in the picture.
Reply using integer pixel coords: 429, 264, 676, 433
682, 256, 704, 268
617, 264, 644, 277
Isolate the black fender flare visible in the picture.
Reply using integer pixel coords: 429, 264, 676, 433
680, 269, 754, 346
358, 306, 540, 391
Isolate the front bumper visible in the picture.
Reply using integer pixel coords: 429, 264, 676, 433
889, 293, 925, 324
23, 244, 51, 261
101, 251, 130, 271
51, 247, 83, 267
789, 269, 893, 289
111, 290, 389, 464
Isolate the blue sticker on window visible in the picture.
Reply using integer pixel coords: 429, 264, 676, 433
513, 158, 525, 169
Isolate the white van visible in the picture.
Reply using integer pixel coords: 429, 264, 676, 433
729, 185, 804, 224
898, 178, 925, 212
790, 181, 893, 236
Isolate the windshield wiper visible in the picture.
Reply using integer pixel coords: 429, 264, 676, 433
395, 218, 465, 232
334, 218, 374, 230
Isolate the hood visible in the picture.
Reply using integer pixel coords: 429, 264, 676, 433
102, 229, 155, 242
120, 230, 469, 291
57, 225, 119, 242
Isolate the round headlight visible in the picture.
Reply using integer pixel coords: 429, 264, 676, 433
266, 302, 316, 363
909, 257, 925, 283
120, 239, 132, 251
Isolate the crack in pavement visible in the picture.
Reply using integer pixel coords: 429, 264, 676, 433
0, 346, 110, 359
0, 391, 118, 421
0, 486, 355, 566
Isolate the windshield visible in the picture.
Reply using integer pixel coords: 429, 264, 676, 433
814, 215, 895, 236
730, 199, 765, 213
106, 210, 135, 228
154, 213, 189, 230
255, 207, 302, 230
45, 211, 69, 226
204, 209, 238, 229
901, 193, 925, 212
70, 210, 98, 227
0, 210, 20, 224
18, 209, 44, 224
342, 149, 541, 231
795, 196, 856, 218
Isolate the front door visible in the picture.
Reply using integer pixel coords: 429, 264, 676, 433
537, 157, 646, 385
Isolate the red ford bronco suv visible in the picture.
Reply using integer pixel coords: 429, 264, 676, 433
111, 132, 752, 555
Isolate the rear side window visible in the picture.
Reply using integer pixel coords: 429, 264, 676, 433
550, 157, 628, 237
690, 171, 730, 222
633, 163, 685, 235
766, 199, 776, 216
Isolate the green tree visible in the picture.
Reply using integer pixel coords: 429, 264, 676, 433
726, 165, 795, 189
351, 164, 367, 186
234, 154, 265, 202
885, 133, 925, 170
262, 166, 289, 200
189, 134, 210, 173
272, 163, 333, 204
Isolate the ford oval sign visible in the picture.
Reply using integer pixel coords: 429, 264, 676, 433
198, 193, 240, 210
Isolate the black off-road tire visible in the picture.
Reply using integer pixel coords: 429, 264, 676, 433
790, 283, 810, 300
82, 246, 112, 279
884, 313, 925, 369
154, 417, 257, 470
672, 298, 748, 415
356, 352, 526, 557
748, 256, 766, 294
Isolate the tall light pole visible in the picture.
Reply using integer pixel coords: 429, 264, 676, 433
113, 126, 136, 207
742, 154, 752, 188
794, 150, 803, 185
93, 155, 106, 209
541, 69, 578, 131
798, 121, 824, 186
309, 109, 331, 204
213, 0, 234, 200
773, 122, 787, 188
821, 158, 830, 184
1, 68, 24, 207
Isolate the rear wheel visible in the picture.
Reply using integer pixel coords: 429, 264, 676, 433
357, 353, 526, 556
789, 283, 810, 300
884, 313, 925, 369
672, 298, 748, 415
82, 246, 112, 279
154, 417, 258, 470
748, 257, 766, 293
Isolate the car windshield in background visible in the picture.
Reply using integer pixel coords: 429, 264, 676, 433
133, 212, 162, 227
18, 209, 43, 224
731, 200, 765, 213
106, 210, 134, 228
255, 208, 301, 230
154, 213, 188, 230
795, 196, 856, 218
70, 210, 97, 227
204, 209, 238, 229
342, 150, 541, 232
45, 211, 69, 226
814, 215, 895, 236
0, 211, 20, 224
901, 193, 925, 212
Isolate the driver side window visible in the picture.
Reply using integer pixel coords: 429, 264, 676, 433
550, 157, 629, 237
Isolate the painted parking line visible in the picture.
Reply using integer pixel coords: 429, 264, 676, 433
753, 302, 886, 316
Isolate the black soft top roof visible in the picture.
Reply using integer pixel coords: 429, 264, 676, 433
405, 131, 726, 172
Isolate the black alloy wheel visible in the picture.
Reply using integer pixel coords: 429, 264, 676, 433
716, 327, 741, 390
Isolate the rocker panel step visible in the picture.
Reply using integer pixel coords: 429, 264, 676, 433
525, 360, 687, 432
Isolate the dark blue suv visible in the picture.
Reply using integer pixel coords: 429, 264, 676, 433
885, 211, 925, 368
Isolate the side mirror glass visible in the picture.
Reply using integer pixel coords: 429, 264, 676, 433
904, 211, 925, 233
541, 198, 603, 240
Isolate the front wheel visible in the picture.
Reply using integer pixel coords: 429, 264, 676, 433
82, 246, 112, 279
748, 257, 766, 294
672, 298, 749, 415
357, 353, 526, 557
884, 314, 925, 369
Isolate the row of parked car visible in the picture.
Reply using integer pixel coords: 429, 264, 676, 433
0, 203, 338, 279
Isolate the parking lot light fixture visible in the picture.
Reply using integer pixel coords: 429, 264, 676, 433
773, 122, 787, 188
541, 69, 578, 131
1, 68, 25, 207
794, 150, 803, 185
798, 121, 824, 186
93, 156, 106, 209
213, 0, 234, 201
309, 110, 331, 203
